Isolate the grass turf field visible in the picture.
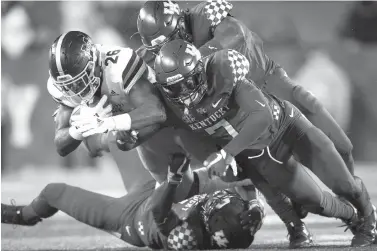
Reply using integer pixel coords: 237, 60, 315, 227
2, 162, 377, 251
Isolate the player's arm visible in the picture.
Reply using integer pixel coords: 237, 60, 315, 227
54, 104, 83, 156
149, 153, 189, 235
222, 80, 274, 157
116, 124, 162, 151
199, 16, 245, 58
126, 73, 166, 129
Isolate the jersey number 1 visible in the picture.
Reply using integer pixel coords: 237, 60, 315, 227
205, 119, 238, 138
105, 50, 120, 66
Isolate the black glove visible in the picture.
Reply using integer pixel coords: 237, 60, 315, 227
239, 199, 265, 235
168, 152, 190, 185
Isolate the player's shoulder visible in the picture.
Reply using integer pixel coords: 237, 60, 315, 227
47, 77, 76, 108
98, 44, 148, 94
136, 45, 156, 69
189, 0, 233, 28
207, 49, 250, 85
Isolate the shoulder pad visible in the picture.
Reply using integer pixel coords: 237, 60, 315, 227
47, 77, 76, 108
202, 0, 233, 27
212, 49, 250, 85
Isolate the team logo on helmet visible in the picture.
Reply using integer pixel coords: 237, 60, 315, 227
212, 230, 229, 248
80, 36, 94, 59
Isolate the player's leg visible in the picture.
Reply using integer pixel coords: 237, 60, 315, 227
236, 162, 313, 248
291, 114, 376, 246
239, 153, 357, 222
265, 68, 354, 174
6, 183, 128, 233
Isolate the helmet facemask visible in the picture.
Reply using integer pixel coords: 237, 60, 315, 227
160, 61, 207, 108
51, 48, 100, 105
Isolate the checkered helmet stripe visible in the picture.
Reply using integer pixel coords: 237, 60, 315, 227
227, 49, 250, 85
204, 0, 233, 27
167, 221, 198, 250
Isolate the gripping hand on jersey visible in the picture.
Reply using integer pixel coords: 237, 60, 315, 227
204, 150, 237, 179
71, 95, 115, 137
168, 152, 190, 185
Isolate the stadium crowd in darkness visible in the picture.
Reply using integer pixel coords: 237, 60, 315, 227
1, 1, 377, 173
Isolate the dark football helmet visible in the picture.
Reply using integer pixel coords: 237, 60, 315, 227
137, 1, 192, 53
49, 31, 100, 105
201, 190, 256, 249
154, 39, 207, 107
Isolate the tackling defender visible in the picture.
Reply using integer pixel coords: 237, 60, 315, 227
1, 153, 264, 250
153, 40, 377, 247
137, 0, 355, 177
136, 1, 315, 246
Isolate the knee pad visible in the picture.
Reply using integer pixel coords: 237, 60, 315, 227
41, 183, 67, 201
292, 85, 322, 114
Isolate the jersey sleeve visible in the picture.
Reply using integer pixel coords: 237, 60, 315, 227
117, 48, 148, 94
208, 49, 250, 96
189, 0, 233, 46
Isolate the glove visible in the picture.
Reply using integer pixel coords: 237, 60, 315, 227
71, 95, 113, 137
204, 150, 237, 178
73, 116, 116, 137
168, 152, 190, 185
239, 199, 266, 236
116, 130, 139, 151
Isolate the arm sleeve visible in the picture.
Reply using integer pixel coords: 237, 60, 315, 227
150, 181, 181, 236
223, 80, 273, 156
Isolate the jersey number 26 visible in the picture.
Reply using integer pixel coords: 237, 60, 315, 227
105, 50, 120, 66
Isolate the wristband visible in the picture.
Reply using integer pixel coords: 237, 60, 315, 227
112, 113, 131, 131
69, 126, 84, 140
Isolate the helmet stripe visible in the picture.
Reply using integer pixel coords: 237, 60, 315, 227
55, 32, 68, 76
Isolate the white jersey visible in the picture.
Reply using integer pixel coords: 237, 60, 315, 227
48, 44, 156, 115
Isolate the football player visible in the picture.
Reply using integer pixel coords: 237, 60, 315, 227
136, 0, 355, 178
153, 40, 377, 247
2, 153, 263, 250
136, 1, 314, 247
48, 30, 249, 200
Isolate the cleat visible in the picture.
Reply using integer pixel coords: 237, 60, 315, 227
351, 205, 376, 247
286, 222, 314, 249
1, 203, 41, 226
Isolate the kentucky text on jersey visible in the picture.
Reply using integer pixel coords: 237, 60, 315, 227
188, 105, 230, 131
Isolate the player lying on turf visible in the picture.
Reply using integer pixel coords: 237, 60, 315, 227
48, 30, 252, 201
153, 40, 377, 247
1, 153, 265, 250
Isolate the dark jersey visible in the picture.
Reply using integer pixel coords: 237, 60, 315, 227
187, 0, 276, 87
137, 0, 276, 89
162, 49, 283, 151
121, 180, 208, 249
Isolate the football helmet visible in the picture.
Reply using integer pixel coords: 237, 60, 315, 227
201, 190, 255, 249
137, 1, 192, 53
154, 39, 207, 107
49, 31, 100, 105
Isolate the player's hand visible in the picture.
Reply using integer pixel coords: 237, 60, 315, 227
116, 130, 139, 151
204, 150, 237, 178
71, 95, 113, 122
168, 152, 190, 185
239, 199, 266, 235
74, 116, 116, 137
